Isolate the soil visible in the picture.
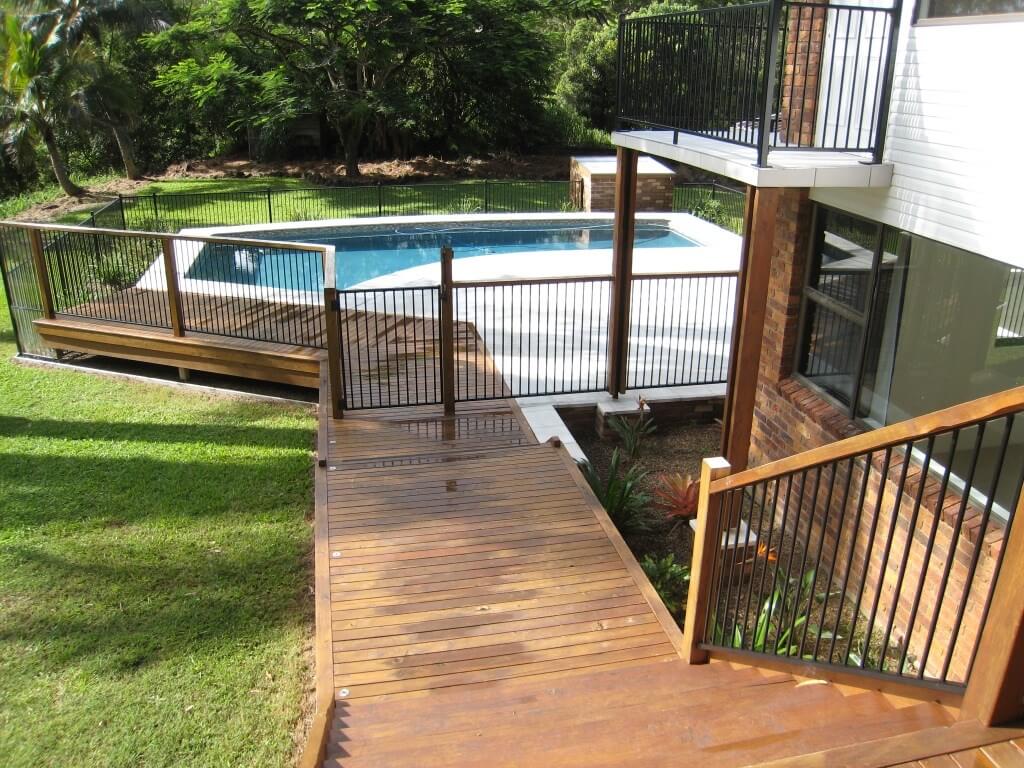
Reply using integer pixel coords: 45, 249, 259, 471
570, 416, 722, 570
14, 153, 572, 223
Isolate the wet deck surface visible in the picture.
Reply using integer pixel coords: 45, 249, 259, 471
316, 399, 963, 767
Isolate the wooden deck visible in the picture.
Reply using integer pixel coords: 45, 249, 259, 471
37, 288, 503, 401
312, 390, 1024, 767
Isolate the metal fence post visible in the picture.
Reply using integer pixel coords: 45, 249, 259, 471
872, 1, 902, 164
117, 194, 127, 229
484, 179, 490, 213
151, 193, 159, 225
440, 245, 456, 416
377, 182, 384, 217
266, 188, 274, 222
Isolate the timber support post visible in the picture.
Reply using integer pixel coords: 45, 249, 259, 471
608, 147, 638, 397
682, 456, 732, 663
960, 489, 1024, 725
440, 245, 456, 417
160, 236, 189, 380
721, 186, 779, 471
28, 228, 55, 320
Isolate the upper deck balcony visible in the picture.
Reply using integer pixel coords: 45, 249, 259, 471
614, 0, 901, 187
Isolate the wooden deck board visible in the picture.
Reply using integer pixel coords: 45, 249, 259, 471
312, 389, 988, 767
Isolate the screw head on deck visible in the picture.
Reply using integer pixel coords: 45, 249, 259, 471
338, 688, 349, 698
331, 551, 342, 559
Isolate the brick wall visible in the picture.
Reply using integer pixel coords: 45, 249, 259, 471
777, 1, 828, 147
744, 187, 1003, 683
570, 160, 674, 212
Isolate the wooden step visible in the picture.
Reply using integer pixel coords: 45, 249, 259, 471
35, 316, 322, 388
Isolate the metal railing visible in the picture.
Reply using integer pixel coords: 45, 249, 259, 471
617, 0, 901, 165
673, 182, 746, 235
627, 272, 736, 389
325, 246, 739, 412
686, 391, 1024, 696
113, 180, 583, 233
452, 276, 613, 400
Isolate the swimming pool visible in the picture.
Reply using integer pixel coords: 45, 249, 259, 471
185, 219, 699, 290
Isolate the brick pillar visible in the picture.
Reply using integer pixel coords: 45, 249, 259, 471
777, 0, 828, 147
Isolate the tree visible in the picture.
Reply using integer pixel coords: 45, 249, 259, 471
0, 12, 86, 196
150, 0, 597, 177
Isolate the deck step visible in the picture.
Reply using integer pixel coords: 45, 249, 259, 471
35, 317, 322, 388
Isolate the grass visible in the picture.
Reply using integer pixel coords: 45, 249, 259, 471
119, 179, 575, 232
0, 272, 317, 766
0, 172, 124, 221
3, 174, 576, 232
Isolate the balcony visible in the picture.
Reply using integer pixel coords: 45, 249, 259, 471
614, 0, 901, 187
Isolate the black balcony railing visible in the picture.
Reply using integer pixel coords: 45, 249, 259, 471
617, 0, 900, 166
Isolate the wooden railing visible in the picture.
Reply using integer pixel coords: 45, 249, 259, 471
684, 387, 1024, 722
0, 220, 332, 352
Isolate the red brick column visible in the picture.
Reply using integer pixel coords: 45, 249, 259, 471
777, 0, 828, 147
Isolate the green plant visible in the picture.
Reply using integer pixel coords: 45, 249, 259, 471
579, 449, 651, 533
653, 472, 700, 525
607, 408, 656, 462
450, 196, 483, 214
713, 568, 819, 657
641, 553, 690, 618
92, 257, 133, 289
691, 196, 728, 228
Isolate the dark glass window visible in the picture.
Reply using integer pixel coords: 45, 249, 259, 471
798, 205, 1024, 514
918, 0, 1024, 19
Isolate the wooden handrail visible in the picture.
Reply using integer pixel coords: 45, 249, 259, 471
711, 385, 1024, 494
0, 219, 330, 255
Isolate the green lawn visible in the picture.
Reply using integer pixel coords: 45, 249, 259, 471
0, 273, 317, 766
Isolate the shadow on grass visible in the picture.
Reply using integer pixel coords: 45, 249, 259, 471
1, 535, 310, 674
0, 448, 312, 673
0, 413, 312, 450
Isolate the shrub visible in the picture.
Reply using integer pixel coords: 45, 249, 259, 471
93, 257, 134, 290
652, 473, 700, 526
641, 553, 690, 618
579, 449, 651, 533
607, 408, 656, 462
691, 196, 727, 228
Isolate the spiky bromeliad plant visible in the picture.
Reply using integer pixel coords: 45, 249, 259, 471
579, 449, 651, 534
652, 472, 700, 530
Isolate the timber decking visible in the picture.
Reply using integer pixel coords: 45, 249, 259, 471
315, 394, 984, 768
39, 289, 503, 402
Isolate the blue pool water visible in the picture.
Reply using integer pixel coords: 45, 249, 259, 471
186, 220, 698, 290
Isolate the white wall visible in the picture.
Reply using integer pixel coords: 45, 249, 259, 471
811, 2, 1024, 268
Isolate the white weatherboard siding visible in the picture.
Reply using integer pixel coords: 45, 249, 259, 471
812, 5, 1024, 268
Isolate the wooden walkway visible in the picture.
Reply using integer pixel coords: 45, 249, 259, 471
311, 390, 1024, 767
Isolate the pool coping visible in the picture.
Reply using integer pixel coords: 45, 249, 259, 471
136, 211, 740, 304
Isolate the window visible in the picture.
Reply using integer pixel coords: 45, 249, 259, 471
797, 206, 1024, 513
917, 0, 1024, 20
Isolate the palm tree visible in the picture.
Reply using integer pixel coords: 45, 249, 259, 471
0, 12, 86, 196
30, 0, 160, 181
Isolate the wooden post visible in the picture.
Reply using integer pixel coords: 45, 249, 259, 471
960, 490, 1024, 726
440, 246, 456, 417
720, 186, 779, 471
28, 228, 55, 320
160, 236, 190, 380
324, 287, 345, 419
682, 456, 732, 664
607, 147, 638, 397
